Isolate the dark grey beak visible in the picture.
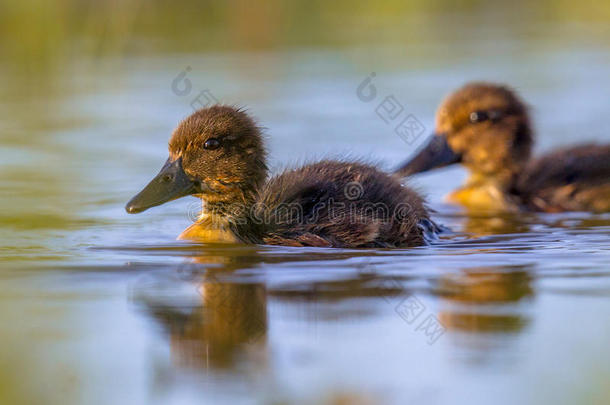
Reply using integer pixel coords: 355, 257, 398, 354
125, 157, 199, 214
394, 133, 462, 177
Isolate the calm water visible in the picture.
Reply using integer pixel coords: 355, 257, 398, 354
2, 11, 610, 405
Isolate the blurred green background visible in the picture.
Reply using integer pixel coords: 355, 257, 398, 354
2, 0, 610, 73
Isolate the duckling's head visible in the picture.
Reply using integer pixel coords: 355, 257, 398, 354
126, 106, 267, 214
397, 82, 533, 186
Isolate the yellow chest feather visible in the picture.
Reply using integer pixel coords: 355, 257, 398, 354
177, 214, 239, 243
446, 184, 518, 212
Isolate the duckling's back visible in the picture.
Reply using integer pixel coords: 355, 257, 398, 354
516, 144, 610, 212
249, 160, 434, 248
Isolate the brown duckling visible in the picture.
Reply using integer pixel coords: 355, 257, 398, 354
395, 82, 610, 212
126, 106, 436, 248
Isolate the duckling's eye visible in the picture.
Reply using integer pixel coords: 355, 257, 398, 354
204, 138, 221, 150
469, 111, 489, 124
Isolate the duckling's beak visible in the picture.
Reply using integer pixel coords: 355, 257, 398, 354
125, 157, 199, 214
394, 133, 462, 176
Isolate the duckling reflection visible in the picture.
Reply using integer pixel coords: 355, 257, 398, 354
450, 210, 610, 237
460, 214, 529, 236
436, 266, 533, 334
182, 278, 267, 369
443, 210, 533, 237
135, 248, 407, 370
138, 255, 268, 370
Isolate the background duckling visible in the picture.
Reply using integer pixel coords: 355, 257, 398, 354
126, 106, 436, 248
395, 82, 610, 212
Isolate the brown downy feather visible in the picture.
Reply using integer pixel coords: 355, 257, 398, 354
250, 160, 431, 248
516, 144, 610, 212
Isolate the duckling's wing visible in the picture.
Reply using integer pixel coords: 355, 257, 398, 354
254, 173, 342, 246
255, 160, 432, 248
517, 144, 610, 212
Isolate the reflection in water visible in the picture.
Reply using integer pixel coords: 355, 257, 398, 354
463, 215, 531, 236
132, 248, 419, 372
438, 266, 533, 334
440, 266, 533, 303
447, 211, 534, 236
12, 227, 607, 404
135, 251, 269, 370
443, 209, 610, 239
149, 279, 267, 370
133, 249, 537, 374
118, 210, 610, 403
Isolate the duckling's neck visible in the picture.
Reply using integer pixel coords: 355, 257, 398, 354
447, 172, 521, 212
449, 119, 533, 211
178, 191, 262, 243
178, 207, 239, 243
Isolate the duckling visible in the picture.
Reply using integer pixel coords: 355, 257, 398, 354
395, 82, 610, 212
126, 106, 435, 248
